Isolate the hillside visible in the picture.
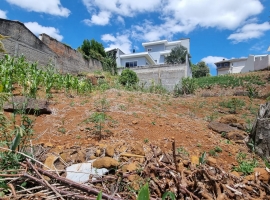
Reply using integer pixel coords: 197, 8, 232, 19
1, 56, 270, 199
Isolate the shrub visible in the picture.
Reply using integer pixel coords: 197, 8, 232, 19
181, 77, 197, 94
119, 69, 139, 86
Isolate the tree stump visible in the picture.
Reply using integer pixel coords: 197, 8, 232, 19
249, 102, 270, 160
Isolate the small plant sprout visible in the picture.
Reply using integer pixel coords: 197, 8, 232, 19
144, 138, 149, 143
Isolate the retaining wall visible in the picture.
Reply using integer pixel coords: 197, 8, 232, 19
0, 18, 102, 74
118, 64, 187, 91
40, 34, 102, 73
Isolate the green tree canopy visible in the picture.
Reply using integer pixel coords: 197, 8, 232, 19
78, 39, 106, 60
165, 45, 190, 64
191, 61, 210, 78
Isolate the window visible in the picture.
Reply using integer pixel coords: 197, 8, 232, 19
154, 60, 157, 63
217, 64, 220, 67
125, 61, 137, 68
147, 48, 152, 52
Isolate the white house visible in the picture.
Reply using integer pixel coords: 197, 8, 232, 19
215, 55, 270, 75
106, 38, 190, 67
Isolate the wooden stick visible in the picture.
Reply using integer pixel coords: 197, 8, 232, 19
23, 173, 97, 200
27, 160, 65, 200
26, 161, 122, 200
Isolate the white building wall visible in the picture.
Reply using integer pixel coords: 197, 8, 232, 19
254, 55, 270, 71
218, 68, 229, 75
231, 60, 246, 73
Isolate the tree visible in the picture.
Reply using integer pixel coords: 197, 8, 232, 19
78, 39, 106, 60
191, 61, 210, 78
165, 45, 191, 64
119, 68, 139, 86
102, 51, 117, 75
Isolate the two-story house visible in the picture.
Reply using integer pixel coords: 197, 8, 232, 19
106, 38, 190, 68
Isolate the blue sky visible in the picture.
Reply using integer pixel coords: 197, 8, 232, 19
0, 0, 270, 75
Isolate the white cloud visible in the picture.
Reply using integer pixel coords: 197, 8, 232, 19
101, 33, 132, 54
116, 16, 125, 25
83, 11, 111, 26
228, 22, 270, 43
82, 0, 264, 40
0, 10, 7, 19
24, 22, 63, 41
6, 0, 70, 17
201, 56, 227, 69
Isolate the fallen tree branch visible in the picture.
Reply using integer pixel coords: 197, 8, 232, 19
27, 159, 65, 200
25, 161, 122, 200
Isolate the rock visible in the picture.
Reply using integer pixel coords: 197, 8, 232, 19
231, 171, 240, 178
105, 146, 115, 157
122, 163, 138, 173
220, 115, 243, 124
132, 120, 138, 125
220, 115, 246, 130
89, 155, 96, 160
60, 152, 72, 163
4, 96, 51, 115
131, 143, 145, 156
95, 149, 101, 157
208, 121, 236, 133
50, 146, 64, 155
43, 142, 54, 148
206, 157, 217, 167
93, 157, 119, 169
118, 145, 127, 153
128, 175, 143, 190
226, 131, 247, 142
76, 151, 86, 163
128, 174, 141, 182
245, 174, 254, 181
253, 168, 270, 183
44, 155, 58, 170
182, 160, 190, 167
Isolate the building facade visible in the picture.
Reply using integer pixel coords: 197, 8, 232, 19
215, 55, 270, 75
107, 38, 190, 68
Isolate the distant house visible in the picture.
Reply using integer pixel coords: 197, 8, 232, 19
106, 38, 190, 67
215, 55, 270, 75
106, 38, 192, 91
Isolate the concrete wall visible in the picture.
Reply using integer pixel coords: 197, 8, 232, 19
254, 55, 270, 71
0, 18, 102, 74
118, 64, 187, 91
0, 19, 56, 67
40, 34, 102, 73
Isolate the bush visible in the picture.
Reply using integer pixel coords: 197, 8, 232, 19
119, 69, 139, 86
181, 77, 197, 94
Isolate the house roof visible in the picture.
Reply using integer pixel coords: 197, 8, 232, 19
105, 48, 126, 55
215, 58, 247, 64
120, 52, 156, 65
160, 50, 171, 55
142, 39, 182, 47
